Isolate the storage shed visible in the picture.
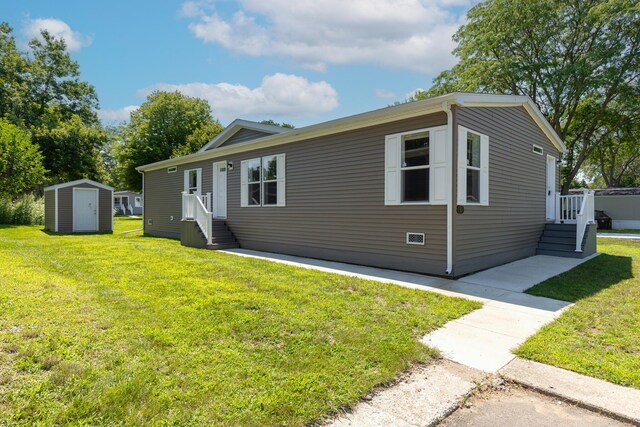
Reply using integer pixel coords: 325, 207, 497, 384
44, 179, 114, 233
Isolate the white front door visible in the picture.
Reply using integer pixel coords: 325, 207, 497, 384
74, 188, 98, 231
546, 155, 556, 221
212, 161, 227, 218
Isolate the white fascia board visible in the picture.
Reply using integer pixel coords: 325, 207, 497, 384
136, 92, 565, 172
44, 179, 114, 192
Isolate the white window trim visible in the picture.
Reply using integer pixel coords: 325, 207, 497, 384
384, 125, 448, 206
533, 144, 544, 155
134, 197, 142, 208
241, 154, 286, 208
183, 168, 202, 196
457, 126, 489, 206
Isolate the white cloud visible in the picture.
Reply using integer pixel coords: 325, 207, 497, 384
185, 0, 477, 73
374, 89, 396, 99
137, 73, 338, 123
98, 105, 139, 123
23, 18, 92, 52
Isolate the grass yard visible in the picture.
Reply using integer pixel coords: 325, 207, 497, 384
0, 218, 479, 426
516, 238, 640, 389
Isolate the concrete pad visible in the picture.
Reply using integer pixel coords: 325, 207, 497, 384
422, 322, 521, 372
500, 358, 640, 425
440, 384, 628, 427
326, 361, 484, 427
460, 255, 598, 293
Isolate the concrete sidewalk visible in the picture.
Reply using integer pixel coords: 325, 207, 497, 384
222, 249, 634, 425
598, 233, 640, 239
501, 358, 640, 425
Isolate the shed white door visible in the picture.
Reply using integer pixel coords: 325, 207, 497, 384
212, 161, 227, 218
74, 188, 98, 231
546, 155, 556, 221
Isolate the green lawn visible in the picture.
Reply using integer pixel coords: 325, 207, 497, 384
597, 228, 640, 234
0, 218, 479, 426
516, 238, 640, 389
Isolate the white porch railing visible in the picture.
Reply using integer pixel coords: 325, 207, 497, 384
555, 189, 594, 252
182, 192, 213, 245
574, 189, 595, 252
200, 192, 212, 211
555, 192, 584, 224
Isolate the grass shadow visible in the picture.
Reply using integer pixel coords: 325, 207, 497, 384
525, 253, 633, 302
40, 229, 113, 236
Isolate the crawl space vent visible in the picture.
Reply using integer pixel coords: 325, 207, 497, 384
406, 232, 425, 245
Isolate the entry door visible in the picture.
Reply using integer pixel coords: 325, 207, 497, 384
212, 161, 227, 218
546, 155, 556, 221
74, 189, 98, 231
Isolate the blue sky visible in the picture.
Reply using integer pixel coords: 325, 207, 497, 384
1, 0, 477, 127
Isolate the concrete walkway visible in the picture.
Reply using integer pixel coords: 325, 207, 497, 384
597, 233, 640, 239
221, 249, 619, 425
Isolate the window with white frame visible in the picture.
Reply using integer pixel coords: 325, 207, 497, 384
385, 126, 448, 206
184, 168, 202, 195
457, 126, 489, 206
241, 154, 286, 207
134, 196, 142, 207
401, 132, 430, 202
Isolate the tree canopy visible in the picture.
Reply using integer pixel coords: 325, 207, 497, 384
0, 119, 47, 197
118, 91, 223, 191
0, 23, 105, 187
418, 0, 640, 192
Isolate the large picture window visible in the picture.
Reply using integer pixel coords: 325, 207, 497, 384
241, 154, 286, 207
457, 126, 489, 206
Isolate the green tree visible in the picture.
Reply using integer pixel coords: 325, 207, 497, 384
0, 119, 47, 197
418, 0, 640, 193
32, 115, 107, 183
0, 23, 28, 123
0, 23, 104, 185
119, 91, 223, 190
259, 119, 295, 129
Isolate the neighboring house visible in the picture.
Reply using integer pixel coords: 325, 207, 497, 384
593, 188, 640, 229
114, 191, 143, 216
44, 179, 113, 233
137, 93, 596, 278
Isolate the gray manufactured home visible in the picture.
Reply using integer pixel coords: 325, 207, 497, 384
44, 179, 113, 233
137, 93, 596, 278
114, 190, 143, 216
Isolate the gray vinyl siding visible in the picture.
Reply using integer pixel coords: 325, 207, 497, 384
145, 112, 449, 275
211, 129, 276, 149
452, 106, 561, 276
44, 190, 55, 231
57, 183, 112, 233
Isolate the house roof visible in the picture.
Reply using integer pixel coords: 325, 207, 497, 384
593, 188, 640, 196
44, 179, 114, 192
197, 119, 293, 152
137, 93, 566, 172
113, 190, 141, 195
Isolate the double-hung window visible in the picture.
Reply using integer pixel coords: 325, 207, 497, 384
385, 126, 448, 205
241, 154, 285, 207
184, 168, 202, 195
134, 196, 142, 208
457, 126, 489, 205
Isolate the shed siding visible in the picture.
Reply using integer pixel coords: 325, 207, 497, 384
211, 129, 276, 149
145, 113, 449, 275
453, 106, 561, 276
57, 183, 112, 232
44, 190, 55, 231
